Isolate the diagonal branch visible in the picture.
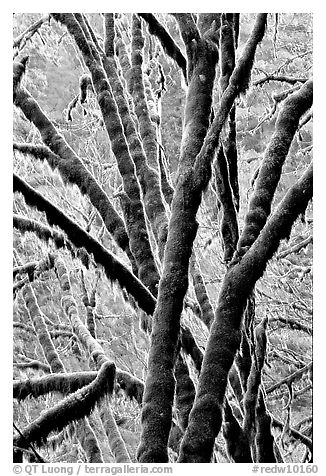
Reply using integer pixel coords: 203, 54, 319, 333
13, 173, 156, 316
13, 86, 132, 262
53, 13, 159, 295
138, 13, 187, 81
13, 361, 115, 450
178, 163, 312, 462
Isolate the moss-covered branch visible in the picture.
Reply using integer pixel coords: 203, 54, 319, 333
13, 173, 156, 315
13, 214, 69, 250
172, 14, 201, 80
13, 371, 97, 400
100, 405, 131, 462
235, 79, 313, 260
13, 85, 131, 261
178, 163, 312, 462
13, 15, 49, 51
53, 13, 159, 295
242, 318, 270, 460
14, 368, 144, 404
130, 15, 158, 172
99, 15, 168, 261
137, 29, 218, 463
13, 361, 115, 450
54, 256, 114, 370
13, 253, 55, 293
103, 13, 115, 57
139, 13, 187, 81
116, 369, 144, 405
192, 14, 268, 190
266, 362, 312, 394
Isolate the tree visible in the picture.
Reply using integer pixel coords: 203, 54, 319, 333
13, 13, 313, 464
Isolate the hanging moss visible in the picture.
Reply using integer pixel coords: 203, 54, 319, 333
235, 80, 313, 260
116, 369, 144, 405
13, 253, 55, 284
13, 214, 68, 250
138, 14, 187, 81
13, 361, 115, 450
130, 16, 160, 169
13, 91, 131, 261
21, 282, 65, 374
13, 214, 91, 270
223, 398, 252, 462
99, 16, 168, 262
178, 164, 312, 462
53, 13, 160, 295
14, 174, 156, 316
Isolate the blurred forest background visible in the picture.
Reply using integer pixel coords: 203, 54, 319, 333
13, 13, 312, 464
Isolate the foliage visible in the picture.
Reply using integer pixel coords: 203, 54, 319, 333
13, 13, 312, 464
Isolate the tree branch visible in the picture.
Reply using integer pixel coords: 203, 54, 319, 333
13, 173, 156, 316
179, 163, 312, 462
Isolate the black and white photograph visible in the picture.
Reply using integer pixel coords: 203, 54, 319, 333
11, 10, 315, 471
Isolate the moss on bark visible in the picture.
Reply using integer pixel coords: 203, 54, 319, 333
53, 13, 159, 295
13, 92, 131, 261
139, 14, 187, 81
137, 33, 218, 462
178, 164, 312, 462
235, 80, 313, 260
13, 361, 115, 449
14, 174, 156, 315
